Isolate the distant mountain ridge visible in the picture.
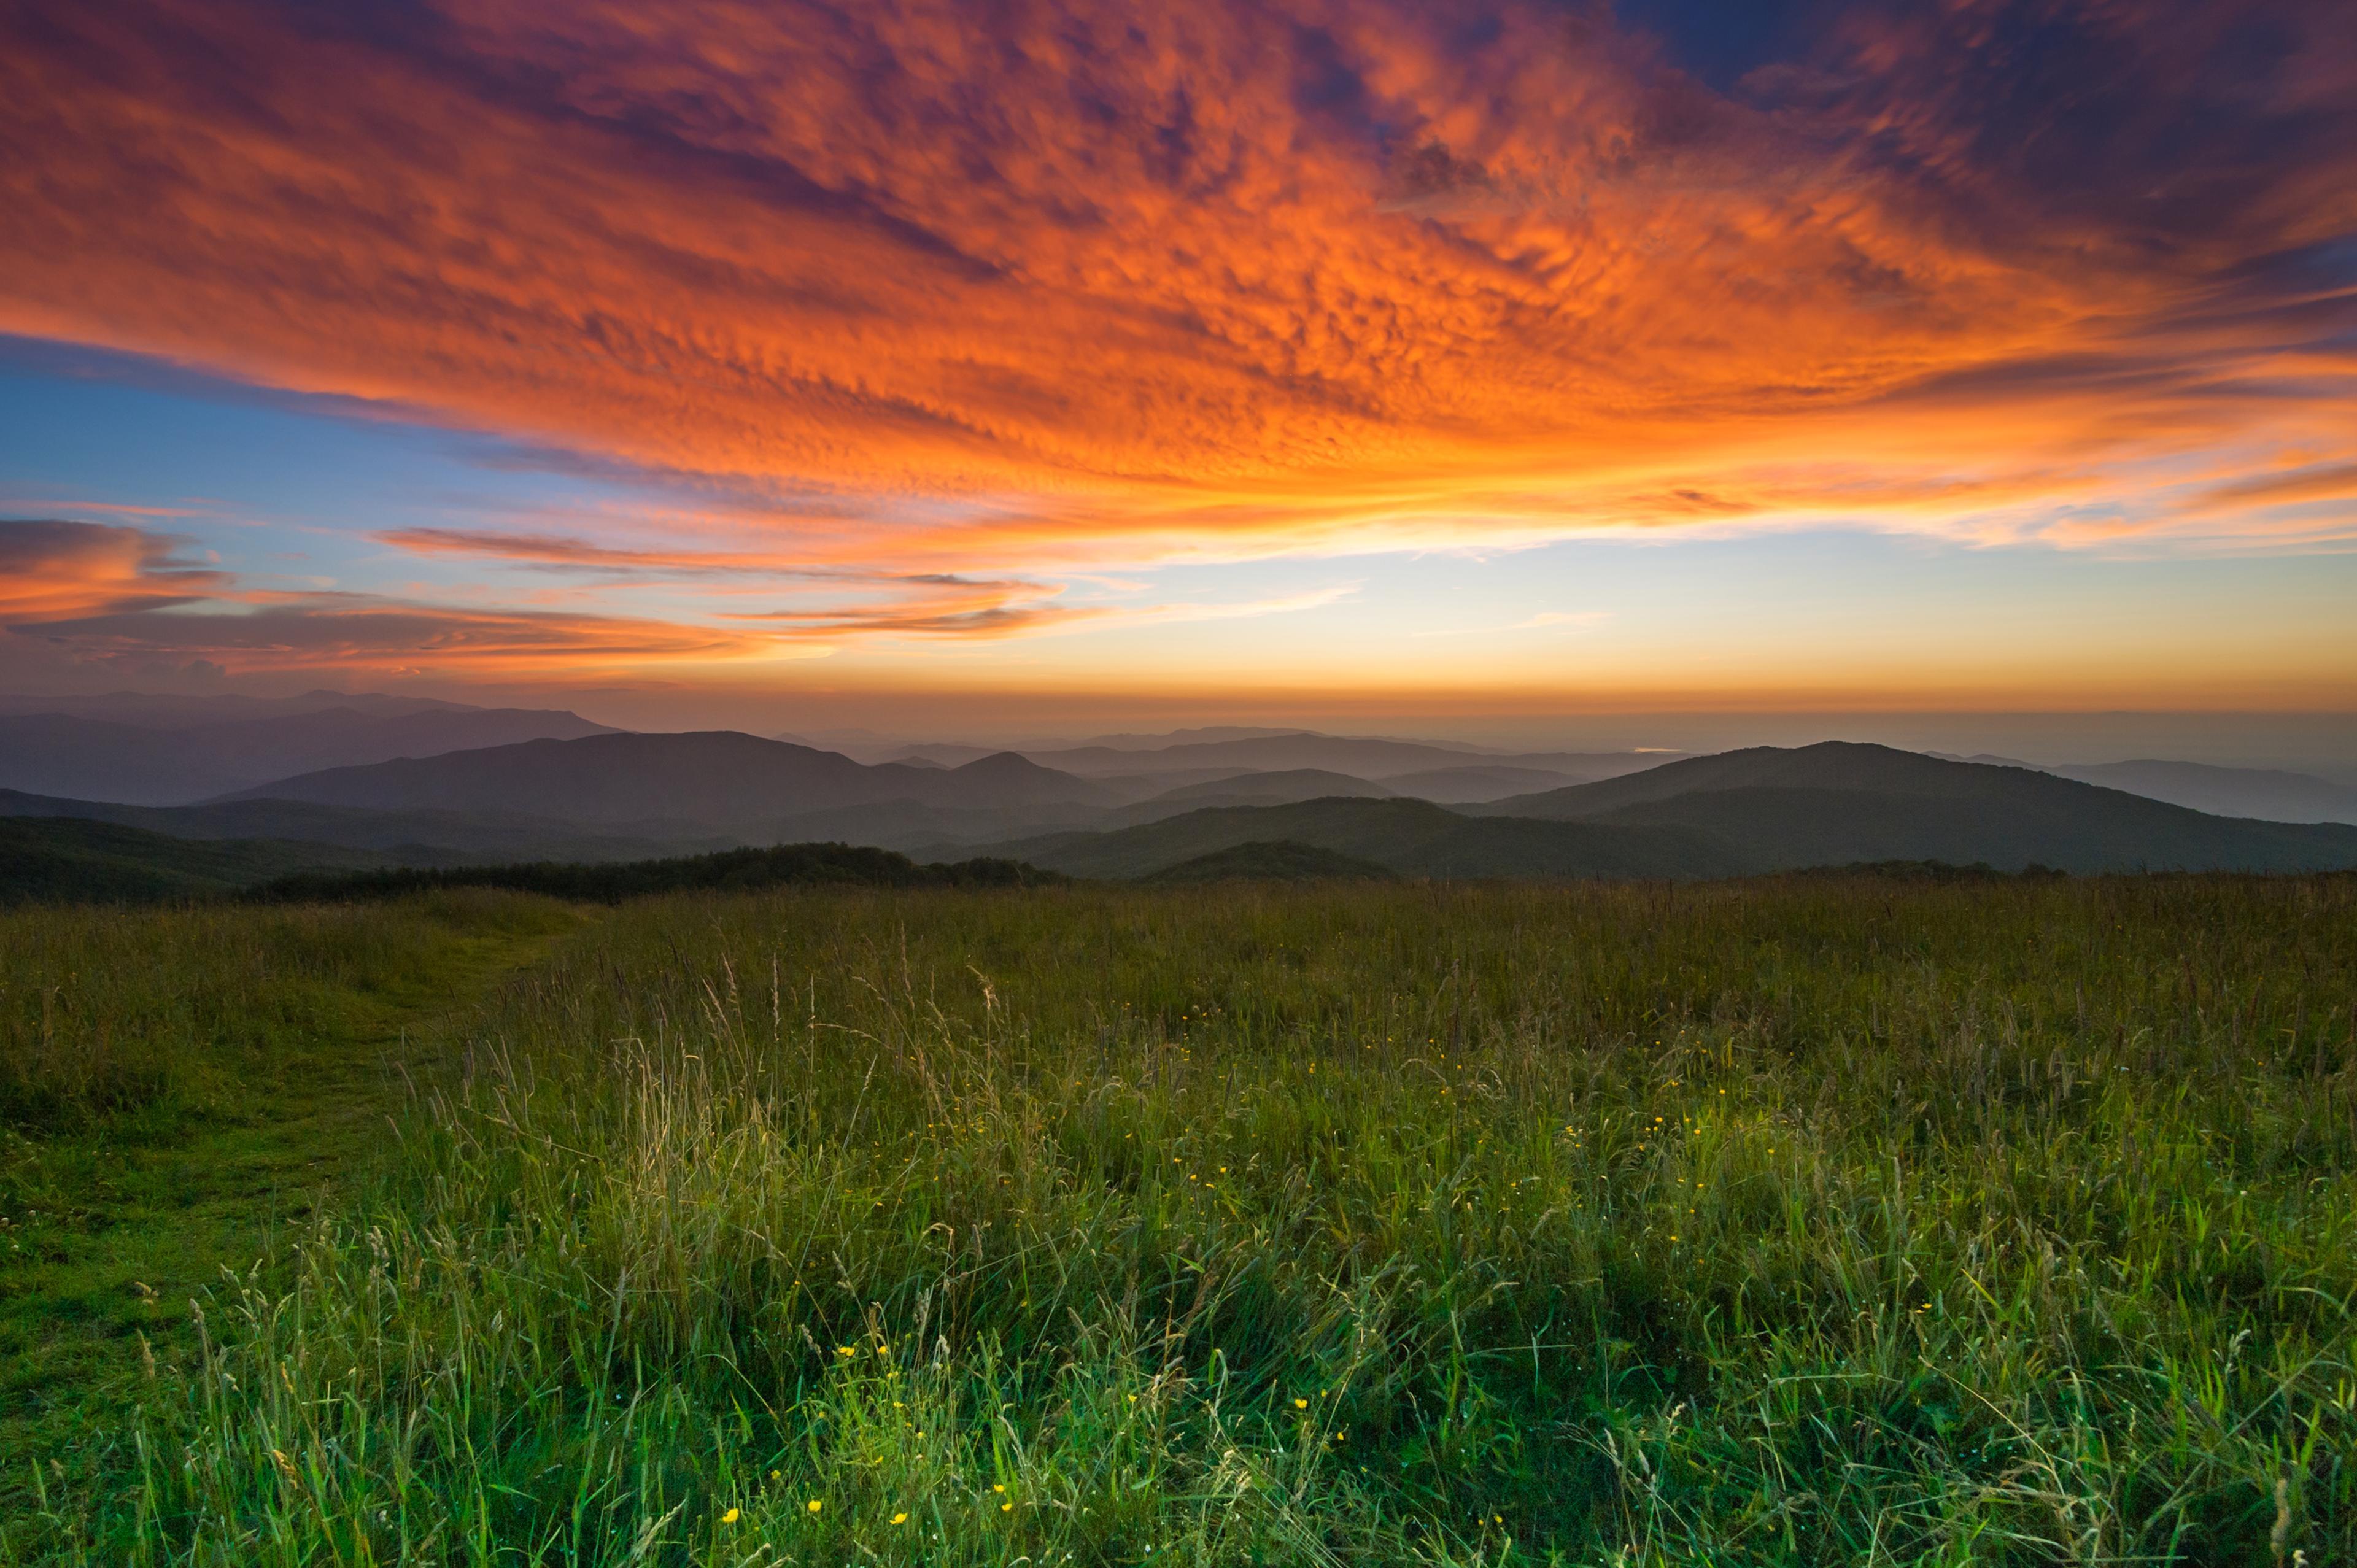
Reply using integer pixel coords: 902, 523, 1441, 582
217, 731, 1114, 832
0, 696, 616, 805
983, 743, 2357, 879
1017, 732, 1678, 782
1477, 742, 2357, 873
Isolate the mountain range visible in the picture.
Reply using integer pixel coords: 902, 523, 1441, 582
6, 691, 2356, 895
975, 743, 2357, 879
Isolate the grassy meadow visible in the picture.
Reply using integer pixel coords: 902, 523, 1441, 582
4, 873, 2355, 1563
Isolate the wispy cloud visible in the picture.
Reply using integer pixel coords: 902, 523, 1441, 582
722, 583, 1358, 641
2184, 463, 2357, 515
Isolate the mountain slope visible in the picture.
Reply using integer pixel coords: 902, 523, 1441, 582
220, 732, 1112, 830
0, 714, 253, 803
1141, 840, 1398, 883
0, 789, 713, 863
0, 701, 617, 805
1145, 767, 1393, 805
2048, 760, 2357, 825
1381, 764, 1584, 803
1485, 743, 2357, 873
0, 816, 387, 903
986, 797, 1743, 881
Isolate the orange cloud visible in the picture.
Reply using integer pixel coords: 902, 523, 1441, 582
0, 519, 228, 621
21, 593, 774, 678
2188, 463, 2357, 514
0, 519, 772, 676
1, 0, 2353, 589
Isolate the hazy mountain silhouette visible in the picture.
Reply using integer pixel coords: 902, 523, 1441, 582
1015, 731, 1679, 782
0, 700, 616, 805
0, 714, 255, 803
1145, 767, 1393, 805
218, 732, 1113, 830
1380, 764, 1586, 802
2045, 760, 2357, 825
21, 725, 2355, 885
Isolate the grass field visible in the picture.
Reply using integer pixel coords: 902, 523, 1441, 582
4, 873, 2354, 1563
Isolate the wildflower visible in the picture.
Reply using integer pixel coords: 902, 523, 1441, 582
770, 1469, 781, 1481
893, 1512, 909, 1524
721, 1508, 741, 1524
1002, 1502, 1014, 1513
838, 1346, 856, 1357
807, 1499, 824, 1514
993, 1484, 1005, 1493
1294, 1398, 1308, 1409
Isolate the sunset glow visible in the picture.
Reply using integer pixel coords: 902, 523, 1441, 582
3, 0, 2353, 721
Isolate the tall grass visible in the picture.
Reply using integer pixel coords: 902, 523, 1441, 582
0, 893, 570, 1134
39, 875, 2357, 1562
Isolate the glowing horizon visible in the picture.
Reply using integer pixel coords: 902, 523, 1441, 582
2, 0, 2353, 716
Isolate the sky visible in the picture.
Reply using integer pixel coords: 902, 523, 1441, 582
2, 0, 2354, 747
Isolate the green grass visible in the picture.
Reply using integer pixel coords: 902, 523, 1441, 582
0, 891, 581, 1547
6, 874, 2356, 1563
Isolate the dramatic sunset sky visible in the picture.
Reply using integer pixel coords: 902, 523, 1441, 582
3, 0, 2353, 742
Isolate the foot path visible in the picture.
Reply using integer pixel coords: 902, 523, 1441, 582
0, 905, 586, 1536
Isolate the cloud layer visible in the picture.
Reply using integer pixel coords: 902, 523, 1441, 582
2, 0, 2354, 682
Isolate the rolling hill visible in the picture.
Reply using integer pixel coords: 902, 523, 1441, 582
986, 797, 1743, 881
1097, 768, 1397, 828
1140, 840, 1398, 883
1481, 742, 2357, 873
1143, 767, 1393, 806
0, 816, 389, 903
